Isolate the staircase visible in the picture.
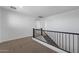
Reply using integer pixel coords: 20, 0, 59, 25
42, 32, 58, 48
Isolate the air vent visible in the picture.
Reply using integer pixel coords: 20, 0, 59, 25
10, 6, 16, 9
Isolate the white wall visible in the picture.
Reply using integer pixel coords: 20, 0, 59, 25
35, 18, 46, 29
0, 7, 35, 42
44, 9, 79, 33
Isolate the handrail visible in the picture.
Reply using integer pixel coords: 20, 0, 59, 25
44, 30, 79, 35
34, 29, 79, 35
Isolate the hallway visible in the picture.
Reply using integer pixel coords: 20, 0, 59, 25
0, 6, 79, 53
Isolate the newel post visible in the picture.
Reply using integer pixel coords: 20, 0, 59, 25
33, 28, 35, 38
41, 28, 43, 35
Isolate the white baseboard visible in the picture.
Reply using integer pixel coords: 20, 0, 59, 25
32, 38, 67, 53
0, 36, 32, 43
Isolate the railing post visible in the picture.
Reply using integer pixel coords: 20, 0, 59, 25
41, 28, 43, 35
33, 28, 35, 38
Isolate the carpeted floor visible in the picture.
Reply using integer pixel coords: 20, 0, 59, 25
0, 36, 56, 53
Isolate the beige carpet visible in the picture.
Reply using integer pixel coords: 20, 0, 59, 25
0, 36, 56, 53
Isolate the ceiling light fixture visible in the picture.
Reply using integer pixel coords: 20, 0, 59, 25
10, 6, 16, 9
38, 16, 43, 18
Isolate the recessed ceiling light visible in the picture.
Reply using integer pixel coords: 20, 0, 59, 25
19, 6, 23, 8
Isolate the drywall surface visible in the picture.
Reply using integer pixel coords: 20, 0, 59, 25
35, 18, 46, 29
44, 9, 79, 33
0, 7, 35, 42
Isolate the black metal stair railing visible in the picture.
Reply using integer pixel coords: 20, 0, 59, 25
42, 31, 59, 48
33, 28, 79, 53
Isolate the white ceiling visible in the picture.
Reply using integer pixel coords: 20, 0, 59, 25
2, 6, 79, 18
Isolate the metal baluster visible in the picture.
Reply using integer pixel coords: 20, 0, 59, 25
69, 34, 70, 52
55, 33, 56, 43
65, 34, 67, 50
73, 34, 74, 53
56, 33, 57, 43
52, 32, 54, 41
59, 33, 61, 48
57, 33, 58, 45
62, 33, 64, 48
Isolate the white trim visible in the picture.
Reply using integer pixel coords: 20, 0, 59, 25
0, 35, 32, 43
32, 38, 67, 53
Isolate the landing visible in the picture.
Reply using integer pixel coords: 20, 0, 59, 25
0, 36, 56, 53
